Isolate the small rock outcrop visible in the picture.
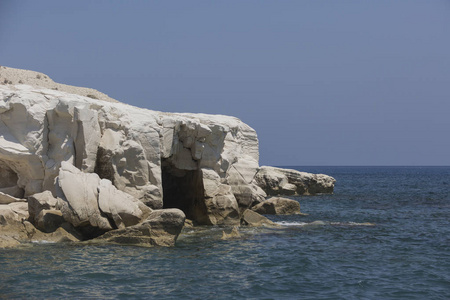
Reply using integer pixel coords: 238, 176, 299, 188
0, 202, 28, 226
98, 179, 152, 229
56, 162, 113, 234
240, 209, 278, 227
28, 190, 65, 232
94, 209, 185, 247
221, 226, 241, 240
255, 166, 336, 196
0, 201, 81, 247
251, 197, 301, 215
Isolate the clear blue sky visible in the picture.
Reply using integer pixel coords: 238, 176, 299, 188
1, 1, 449, 166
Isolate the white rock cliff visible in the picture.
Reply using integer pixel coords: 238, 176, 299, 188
0, 66, 335, 247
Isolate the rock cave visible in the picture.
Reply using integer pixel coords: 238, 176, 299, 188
161, 159, 208, 225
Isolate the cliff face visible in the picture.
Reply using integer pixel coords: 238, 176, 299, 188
0, 83, 264, 226
0, 66, 335, 247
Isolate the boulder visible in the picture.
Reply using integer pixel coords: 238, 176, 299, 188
0, 203, 27, 225
31, 222, 83, 243
241, 209, 278, 227
6, 202, 29, 221
94, 209, 186, 247
280, 183, 297, 196
28, 190, 58, 223
34, 209, 65, 233
198, 168, 240, 225
0, 201, 81, 247
251, 197, 301, 215
97, 179, 152, 229
0, 224, 29, 248
255, 166, 335, 196
204, 184, 240, 225
56, 162, 112, 232
0, 202, 30, 247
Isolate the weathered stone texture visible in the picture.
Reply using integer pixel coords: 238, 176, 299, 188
255, 166, 335, 196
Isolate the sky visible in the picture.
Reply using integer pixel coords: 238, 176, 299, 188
1, 1, 449, 166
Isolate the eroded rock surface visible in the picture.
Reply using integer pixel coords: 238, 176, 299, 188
251, 197, 301, 215
0, 202, 80, 247
56, 162, 112, 232
0, 67, 336, 247
0, 82, 262, 226
28, 191, 57, 223
98, 179, 152, 229
240, 209, 278, 227
255, 166, 336, 196
94, 208, 185, 247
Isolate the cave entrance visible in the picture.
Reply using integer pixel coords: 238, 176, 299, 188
0, 161, 24, 198
161, 160, 208, 224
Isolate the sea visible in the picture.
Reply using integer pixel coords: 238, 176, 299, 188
1, 166, 449, 299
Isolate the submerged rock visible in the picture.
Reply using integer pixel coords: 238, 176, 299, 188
221, 226, 241, 240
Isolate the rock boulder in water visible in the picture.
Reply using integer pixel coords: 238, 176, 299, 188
240, 209, 278, 227
27, 191, 58, 223
251, 197, 301, 215
94, 208, 185, 247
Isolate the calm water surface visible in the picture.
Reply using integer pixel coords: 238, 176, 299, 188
1, 167, 449, 299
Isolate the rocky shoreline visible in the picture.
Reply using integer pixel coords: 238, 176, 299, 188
0, 66, 335, 248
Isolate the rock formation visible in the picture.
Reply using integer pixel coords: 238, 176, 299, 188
251, 197, 301, 215
94, 209, 185, 247
255, 166, 336, 196
240, 209, 278, 227
0, 66, 335, 247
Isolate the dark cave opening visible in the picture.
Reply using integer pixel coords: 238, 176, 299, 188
161, 160, 208, 224
94, 147, 115, 184
0, 162, 24, 198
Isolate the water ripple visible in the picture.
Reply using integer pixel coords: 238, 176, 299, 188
1, 167, 449, 299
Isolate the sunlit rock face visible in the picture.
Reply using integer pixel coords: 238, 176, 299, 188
255, 166, 336, 196
0, 83, 263, 225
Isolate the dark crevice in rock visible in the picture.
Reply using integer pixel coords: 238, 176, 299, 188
0, 162, 19, 189
76, 226, 109, 241
94, 147, 115, 184
0, 161, 24, 198
161, 159, 208, 224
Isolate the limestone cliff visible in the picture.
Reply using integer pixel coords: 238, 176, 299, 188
0, 66, 335, 247
0, 67, 265, 228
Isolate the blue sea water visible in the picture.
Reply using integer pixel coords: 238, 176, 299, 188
1, 166, 449, 299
